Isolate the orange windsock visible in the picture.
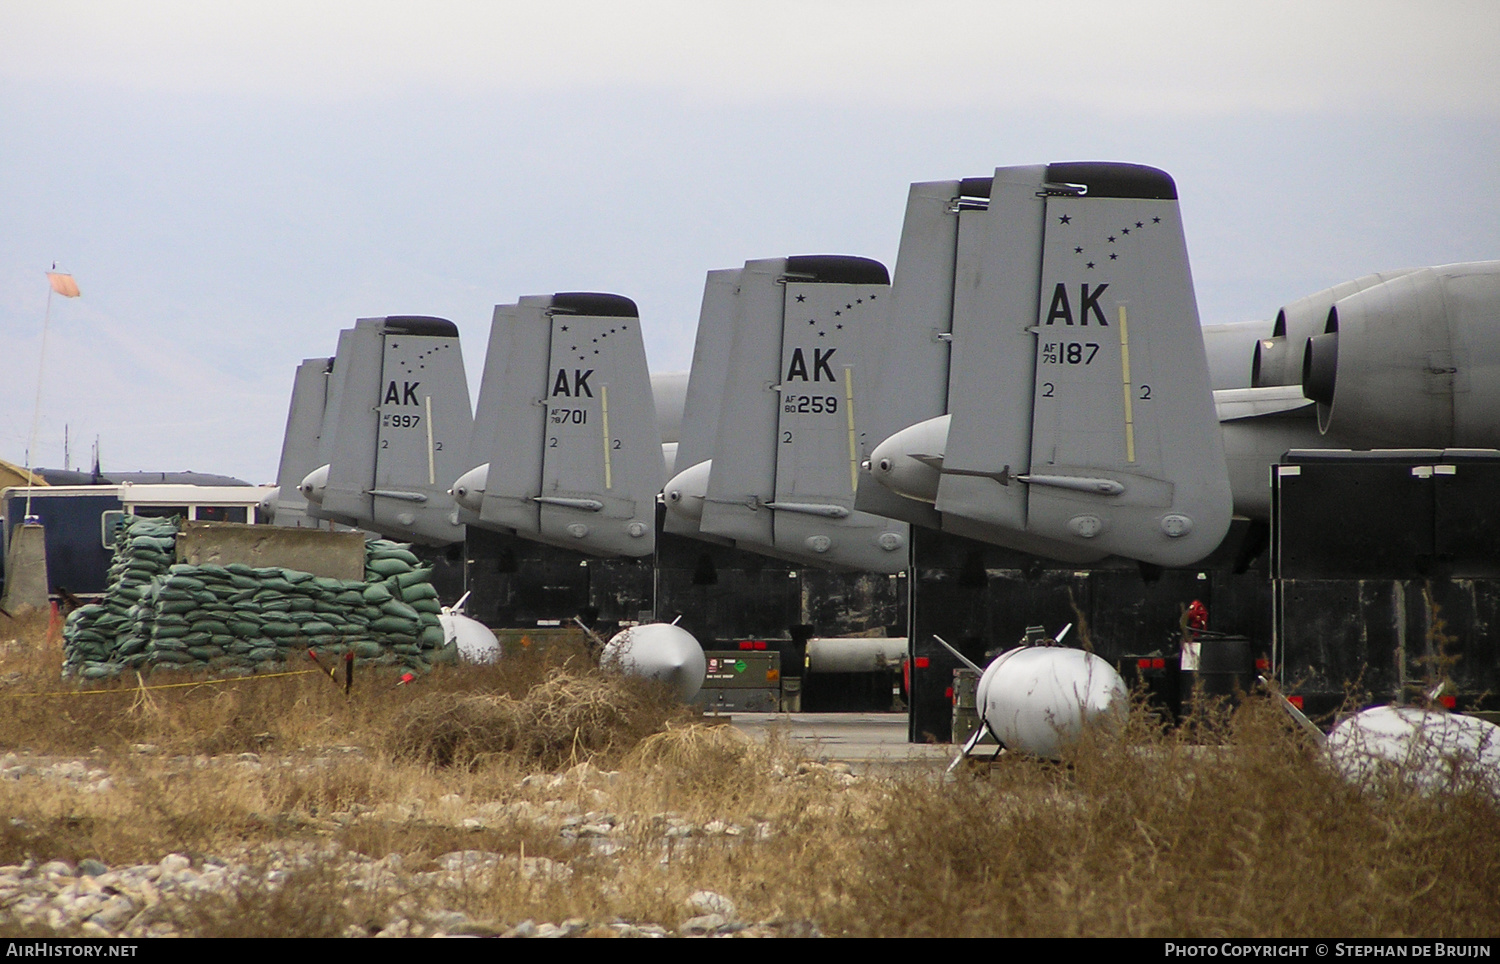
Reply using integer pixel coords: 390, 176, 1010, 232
46, 272, 80, 298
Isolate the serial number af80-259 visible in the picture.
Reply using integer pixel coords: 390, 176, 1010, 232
783, 394, 839, 414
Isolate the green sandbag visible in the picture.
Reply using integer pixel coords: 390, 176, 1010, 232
366, 557, 413, 577
368, 547, 420, 566
371, 616, 418, 636
394, 568, 430, 589
380, 599, 419, 621
399, 581, 439, 601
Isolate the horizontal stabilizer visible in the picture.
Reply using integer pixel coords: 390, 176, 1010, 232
1213, 385, 1314, 422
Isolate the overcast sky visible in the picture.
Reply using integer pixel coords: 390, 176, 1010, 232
2, 1, 1496, 483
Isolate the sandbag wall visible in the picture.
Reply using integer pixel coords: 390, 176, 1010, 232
63, 517, 447, 679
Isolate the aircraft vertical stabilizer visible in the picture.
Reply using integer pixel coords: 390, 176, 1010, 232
854, 179, 966, 529
936, 165, 1049, 534
867, 162, 1232, 567
957, 163, 1230, 565
475, 293, 663, 557
303, 327, 366, 528
317, 316, 471, 546
268, 355, 335, 528
458, 303, 523, 527
663, 268, 741, 541
698, 256, 910, 573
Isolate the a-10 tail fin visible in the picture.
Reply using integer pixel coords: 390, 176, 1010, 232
662, 269, 741, 543
865, 162, 1232, 567
681, 255, 908, 573
266, 355, 335, 528
308, 316, 472, 546
467, 293, 664, 557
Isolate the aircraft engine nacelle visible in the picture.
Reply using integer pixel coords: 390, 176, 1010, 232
1327, 705, 1500, 796
1251, 269, 1420, 388
1300, 262, 1500, 448
975, 646, 1127, 760
601, 623, 707, 702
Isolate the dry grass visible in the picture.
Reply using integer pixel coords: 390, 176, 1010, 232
0, 613, 1496, 937
389, 673, 693, 771
812, 701, 1500, 937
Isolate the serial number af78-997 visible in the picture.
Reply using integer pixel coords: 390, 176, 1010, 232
382, 413, 422, 428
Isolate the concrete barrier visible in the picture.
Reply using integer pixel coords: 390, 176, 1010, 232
175, 521, 365, 580
1, 523, 50, 615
